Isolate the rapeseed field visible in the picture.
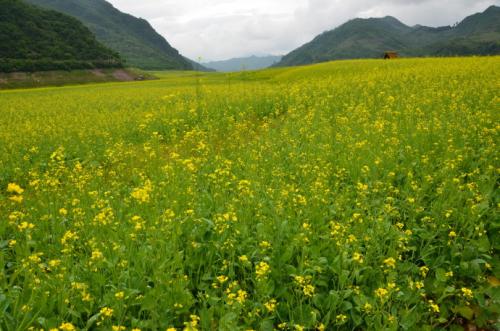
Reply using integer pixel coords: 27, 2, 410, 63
0, 57, 498, 330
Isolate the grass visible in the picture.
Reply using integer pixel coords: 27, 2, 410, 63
0, 57, 498, 331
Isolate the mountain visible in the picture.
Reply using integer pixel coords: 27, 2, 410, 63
0, 0, 121, 72
425, 5, 500, 56
276, 5, 500, 67
25, 0, 193, 70
203, 55, 283, 72
185, 57, 216, 72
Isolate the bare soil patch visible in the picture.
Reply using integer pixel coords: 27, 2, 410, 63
91, 69, 106, 77
112, 69, 135, 81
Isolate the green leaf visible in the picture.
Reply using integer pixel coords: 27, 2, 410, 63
351, 312, 362, 326
36, 317, 48, 328
435, 268, 447, 282
84, 312, 101, 331
400, 309, 418, 330
437, 317, 448, 324
477, 236, 490, 252
453, 306, 474, 320
260, 319, 274, 331
341, 300, 353, 311
219, 312, 238, 331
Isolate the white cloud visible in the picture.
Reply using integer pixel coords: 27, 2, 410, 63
106, 0, 500, 61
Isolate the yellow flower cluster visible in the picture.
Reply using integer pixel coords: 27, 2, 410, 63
255, 261, 270, 280
294, 275, 315, 297
7, 182, 24, 203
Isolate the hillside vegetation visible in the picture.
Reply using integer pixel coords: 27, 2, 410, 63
277, 6, 500, 66
26, 0, 194, 70
0, 57, 498, 330
0, 0, 122, 72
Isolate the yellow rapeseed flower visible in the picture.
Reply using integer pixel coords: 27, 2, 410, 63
255, 261, 270, 279
100, 306, 113, 317
375, 287, 388, 299
428, 300, 440, 313
59, 322, 76, 331
236, 289, 247, 304
303, 284, 315, 297
239, 255, 249, 263
7, 183, 24, 195
264, 299, 277, 312
353, 252, 364, 264
91, 249, 104, 261
336, 314, 348, 323
17, 221, 34, 231
9, 195, 23, 203
420, 266, 429, 278
259, 241, 271, 249
461, 287, 473, 299
383, 257, 396, 268
217, 275, 228, 283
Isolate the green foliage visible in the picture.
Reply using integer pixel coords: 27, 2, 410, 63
25, 0, 194, 70
276, 6, 500, 67
0, 0, 122, 73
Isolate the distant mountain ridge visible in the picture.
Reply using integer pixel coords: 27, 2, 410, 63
203, 55, 283, 72
276, 5, 500, 67
25, 0, 194, 70
185, 57, 216, 72
0, 0, 122, 72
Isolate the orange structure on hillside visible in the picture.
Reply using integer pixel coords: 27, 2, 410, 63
384, 51, 398, 59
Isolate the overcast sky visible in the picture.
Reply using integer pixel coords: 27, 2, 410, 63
106, 0, 500, 61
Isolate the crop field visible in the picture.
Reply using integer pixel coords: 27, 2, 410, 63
0, 57, 499, 330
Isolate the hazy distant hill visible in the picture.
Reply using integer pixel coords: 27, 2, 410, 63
184, 57, 216, 72
0, 0, 121, 72
26, 0, 194, 70
276, 5, 500, 67
203, 55, 283, 72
